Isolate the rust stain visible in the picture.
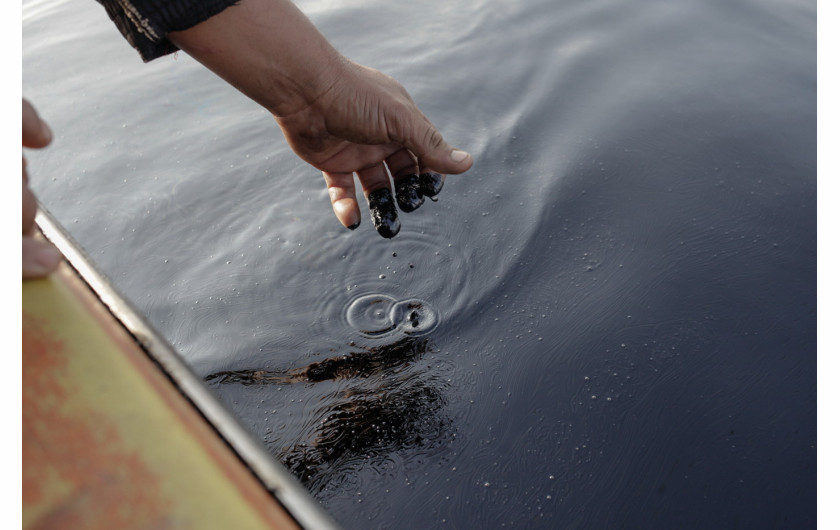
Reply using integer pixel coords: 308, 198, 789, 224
23, 313, 175, 529
22, 268, 302, 529
55, 275, 300, 528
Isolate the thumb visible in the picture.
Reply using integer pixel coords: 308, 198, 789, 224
396, 111, 473, 175
23, 237, 62, 280
23, 99, 52, 149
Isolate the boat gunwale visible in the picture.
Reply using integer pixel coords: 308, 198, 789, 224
35, 206, 341, 530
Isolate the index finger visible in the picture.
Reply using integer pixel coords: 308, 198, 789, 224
323, 170, 362, 230
23, 99, 52, 148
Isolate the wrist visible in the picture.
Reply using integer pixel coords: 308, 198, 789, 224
168, 0, 348, 118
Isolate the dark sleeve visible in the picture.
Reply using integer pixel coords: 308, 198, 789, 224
95, 0, 240, 62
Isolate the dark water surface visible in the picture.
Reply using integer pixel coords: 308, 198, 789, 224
24, 0, 815, 527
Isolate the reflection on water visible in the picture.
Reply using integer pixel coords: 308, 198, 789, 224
207, 336, 453, 491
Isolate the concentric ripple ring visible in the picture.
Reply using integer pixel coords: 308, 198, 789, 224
344, 294, 439, 338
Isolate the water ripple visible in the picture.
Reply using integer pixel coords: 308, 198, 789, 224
345, 294, 439, 339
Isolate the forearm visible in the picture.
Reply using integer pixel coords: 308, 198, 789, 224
167, 0, 346, 118
166, 0, 472, 236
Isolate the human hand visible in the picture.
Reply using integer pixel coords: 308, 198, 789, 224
167, 0, 472, 238
22, 99, 62, 279
275, 61, 473, 237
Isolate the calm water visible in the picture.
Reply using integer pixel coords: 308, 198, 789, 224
24, 0, 816, 527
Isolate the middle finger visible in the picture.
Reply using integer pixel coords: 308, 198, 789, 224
386, 149, 425, 213
357, 162, 400, 238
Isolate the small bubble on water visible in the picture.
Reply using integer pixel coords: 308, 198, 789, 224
378, 274, 387, 280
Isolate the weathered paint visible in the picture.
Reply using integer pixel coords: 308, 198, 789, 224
22, 263, 300, 529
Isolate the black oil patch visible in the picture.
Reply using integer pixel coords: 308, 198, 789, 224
367, 187, 401, 238
395, 174, 425, 212
418, 172, 445, 197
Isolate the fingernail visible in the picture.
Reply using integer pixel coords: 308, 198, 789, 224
395, 174, 425, 212
344, 208, 361, 230
24, 243, 62, 279
418, 172, 445, 197
450, 149, 470, 163
367, 188, 401, 238
36, 245, 62, 270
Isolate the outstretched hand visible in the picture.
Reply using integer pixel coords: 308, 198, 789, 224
22, 99, 62, 279
275, 61, 472, 237
276, 61, 473, 236
168, 0, 472, 238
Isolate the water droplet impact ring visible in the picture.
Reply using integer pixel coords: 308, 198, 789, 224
345, 294, 439, 338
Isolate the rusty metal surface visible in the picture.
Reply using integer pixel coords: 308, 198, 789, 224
20, 211, 337, 529
32, 207, 340, 530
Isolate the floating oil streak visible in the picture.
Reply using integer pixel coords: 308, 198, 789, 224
202, 263, 450, 493
205, 336, 434, 386
205, 336, 455, 492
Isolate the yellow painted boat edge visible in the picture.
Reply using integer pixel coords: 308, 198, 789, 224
30, 207, 341, 530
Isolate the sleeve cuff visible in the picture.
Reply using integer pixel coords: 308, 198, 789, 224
95, 0, 240, 62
